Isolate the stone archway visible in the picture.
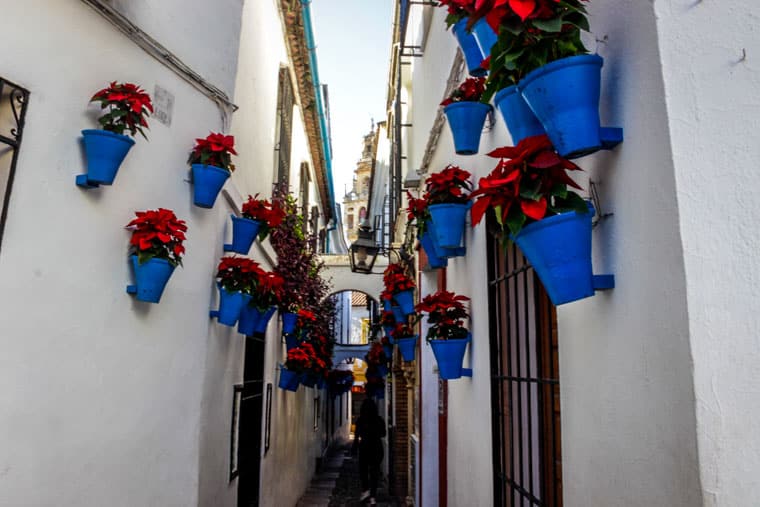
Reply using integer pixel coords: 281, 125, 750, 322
320, 254, 387, 298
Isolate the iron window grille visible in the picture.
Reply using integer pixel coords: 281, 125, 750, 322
0, 78, 29, 251
275, 67, 294, 187
488, 228, 563, 506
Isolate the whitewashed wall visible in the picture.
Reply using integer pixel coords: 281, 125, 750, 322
404, 2, 713, 505
0, 0, 336, 506
653, 1, 760, 505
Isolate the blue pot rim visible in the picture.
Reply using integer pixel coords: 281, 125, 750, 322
428, 202, 471, 212
493, 84, 519, 104
231, 214, 260, 225
443, 101, 492, 114
396, 335, 419, 343
81, 129, 136, 145
515, 204, 593, 239
428, 333, 472, 344
191, 163, 232, 176
130, 255, 173, 267
519, 54, 603, 91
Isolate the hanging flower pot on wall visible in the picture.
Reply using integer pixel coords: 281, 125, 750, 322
428, 203, 470, 249
518, 55, 622, 159
278, 367, 300, 392
393, 289, 415, 316
452, 18, 488, 77
214, 286, 251, 326
419, 230, 448, 269
77, 82, 152, 189
493, 85, 545, 145
426, 221, 466, 258
239, 304, 277, 336
281, 311, 298, 334
396, 335, 418, 362
423, 165, 472, 250
188, 133, 237, 208
224, 195, 285, 254
430, 334, 471, 380
472, 17, 498, 59
224, 215, 262, 254
443, 102, 491, 155
124, 208, 187, 304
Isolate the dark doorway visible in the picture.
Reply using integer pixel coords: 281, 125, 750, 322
237, 335, 266, 507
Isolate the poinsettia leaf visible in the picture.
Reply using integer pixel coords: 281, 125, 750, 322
532, 17, 563, 33
471, 197, 491, 227
505, 208, 526, 237
529, 150, 562, 169
520, 197, 547, 220
494, 205, 504, 227
487, 146, 522, 159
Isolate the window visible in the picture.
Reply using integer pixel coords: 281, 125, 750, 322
274, 67, 294, 187
347, 214, 354, 230
359, 207, 367, 220
0, 78, 29, 251
488, 232, 562, 506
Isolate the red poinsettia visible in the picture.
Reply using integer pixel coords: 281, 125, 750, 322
438, 0, 476, 27
241, 194, 286, 239
285, 343, 316, 374
188, 132, 237, 172
441, 77, 487, 106
91, 82, 153, 138
126, 208, 187, 266
250, 269, 285, 310
380, 310, 397, 327
391, 323, 416, 340
216, 256, 261, 293
415, 290, 470, 340
366, 341, 388, 366
383, 264, 415, 294
469, 134, 587, 236
425, 165, 472, 205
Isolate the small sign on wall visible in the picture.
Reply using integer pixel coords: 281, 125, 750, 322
153, 85, 174, 126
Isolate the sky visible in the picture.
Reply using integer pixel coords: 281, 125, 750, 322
310, 0, 393, 205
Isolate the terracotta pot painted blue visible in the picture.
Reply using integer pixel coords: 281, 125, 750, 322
192, 164, 230, 208
285, 333, 300, 351
452, 18, 487, 77
494, 85, 546, 145
300, 374, 318, 388
420, 230, 448, 268
224, 215, 262, 254
393, 289, 415, 315
392, 306, 405, 323
472, 18, 498, 57
443, 102, 490, 155
384, 325, 395, 339
383, 345, 393, 359
426, 222, 465, 259
81, 129, 135, 185
278, 368, 300, 392
128, 255, 175, 303
217, 287, 251, 326
513, 204, 594, 305
237, 304, 261, 336
518, 54, 604, 158
382, 299, 392, 312
281, 312, 298, 334
428, 203, 469, 249
430, 334, 471, 380
254, 306, 277, 334
396, 335, 418, 362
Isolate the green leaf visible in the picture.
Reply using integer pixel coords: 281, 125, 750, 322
505, 209, 526, 237
532, 17, 563, 33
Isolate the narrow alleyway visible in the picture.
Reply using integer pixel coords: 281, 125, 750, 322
296, 440, 398, 507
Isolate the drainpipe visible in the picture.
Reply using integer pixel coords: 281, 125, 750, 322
300, 0, 336, 221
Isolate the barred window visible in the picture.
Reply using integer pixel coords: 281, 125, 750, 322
274, 67, 294, 187
0, 78, 29, 251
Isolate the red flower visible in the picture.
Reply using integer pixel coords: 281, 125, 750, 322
126, 208, 187, 266
216, 256, 262, 293
241, 194, 286, 239
188, 132, 237, 172
425, 165, 472, 205
469, 134, 586, 236
440, 77, 486, 106
383, 264, 416, 294
391, 324, 416, 340
91, 81, 153, 138
415, 290, 470, 341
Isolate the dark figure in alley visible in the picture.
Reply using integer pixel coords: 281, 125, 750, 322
353, 398, 386, 505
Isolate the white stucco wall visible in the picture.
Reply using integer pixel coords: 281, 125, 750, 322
405, 3, 705, 506
654, 1, 760, 505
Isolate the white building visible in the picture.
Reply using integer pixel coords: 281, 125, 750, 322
381, 0, 760, 506
0, 1, 349, 506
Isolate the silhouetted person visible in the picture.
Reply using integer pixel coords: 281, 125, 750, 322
353, 397, 386, 504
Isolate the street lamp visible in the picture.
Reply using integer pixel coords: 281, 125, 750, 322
349, 221, 380, 274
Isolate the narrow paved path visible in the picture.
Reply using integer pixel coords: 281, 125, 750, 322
296, 441, 398, 507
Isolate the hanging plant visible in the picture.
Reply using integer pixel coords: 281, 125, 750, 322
425, 165, 472, 249
441, 77, 491, 155
125, 208, 186, 303
188, 133, 237, 208
78, 82, 153, 188
416, 290, 472, 380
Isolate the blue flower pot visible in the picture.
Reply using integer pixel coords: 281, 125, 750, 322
494, 85, 546, 145
237, 304, 261, 336
452, 18, 487, 77
420, 230, 448, 268
393, 290, 415, 315
383, 325, 395, 339
426, 221, 465, 259
392, 306, 405, 323
382, 299, 392, 312
254, 306, 277, 334
285, 333, 300, 351
396, 335, 418, 362
192, 164, 230, 208
282, 312, 298, 334
278, 368, 300, 392
472, 18, 497, 58
443, 102, 491, 155
383, 345, 393, 359
224, 215, 262, 254
81, 129, 135, 185
428, 203, 469, 249
300, 374, 318, 388
317, 376, 326, 390
430, 334, 471, 380
128, 255, 175, 303
513, 204, 595, 305
216, 287, 250, 326
518, 54, 604, 158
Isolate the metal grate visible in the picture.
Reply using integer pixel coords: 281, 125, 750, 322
0, 77, 29, 251
488, 233, 562, 506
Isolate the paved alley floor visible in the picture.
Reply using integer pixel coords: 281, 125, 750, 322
296, 441, 398, 507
